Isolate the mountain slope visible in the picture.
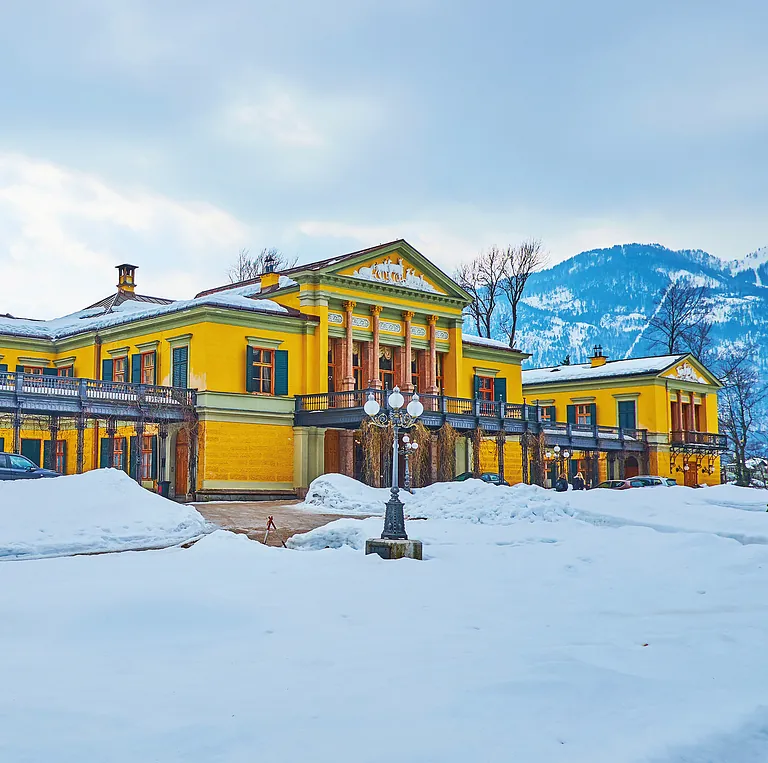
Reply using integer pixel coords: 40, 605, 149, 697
478, 244, 768, 382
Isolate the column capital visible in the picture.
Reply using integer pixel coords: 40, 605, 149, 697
402, 310, 415, 322
342, 300, 356, 312
370, 305, 383, 316
427, 314, 439, 325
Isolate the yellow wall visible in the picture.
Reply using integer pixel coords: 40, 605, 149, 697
460, 349, 524, 402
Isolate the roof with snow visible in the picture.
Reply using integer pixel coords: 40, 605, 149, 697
461, 334, 528, 356
522, 354, 689, 386
0, 292, 310, 342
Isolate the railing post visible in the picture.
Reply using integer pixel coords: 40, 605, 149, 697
536, 405, 542, 423
14, 372, 23, 397
78, 378, 88, 407
440, 395, 447, 414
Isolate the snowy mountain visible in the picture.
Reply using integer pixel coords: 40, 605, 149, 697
476, 244, 768, 385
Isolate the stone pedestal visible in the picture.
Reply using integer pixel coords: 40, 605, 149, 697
365, 538, 423, 560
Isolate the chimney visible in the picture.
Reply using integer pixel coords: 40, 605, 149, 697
116, 264, 138, 293
590, 344, 608, 367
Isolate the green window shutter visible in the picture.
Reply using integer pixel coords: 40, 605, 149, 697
246, 346, 255, 392
21, 439, 42, 466
172, 346, 189, 388
100, 437, 111, 468
618, 400, 637, 429
547, 405, 557, 421
0, 363, 7, 373
150, 435, 158, 480
473, 374, 481, 399
131, 355, 142, 384
569, 459, 577, 479
102, 358, 114, 381
494, 378, 507, 402
129, 436, 138, 479
42, 368, 58, 377
0, 436, 4, 452
274, 350, 289, 396
566, 405, 576, 425
60, 441, 67, 475
43, 440, 52, 469
589, 403, 597, 425
16, 365, 24, 373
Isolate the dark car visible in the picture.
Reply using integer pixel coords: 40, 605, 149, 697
0, 452, 61, 480
595, 476, 672, 490
453, 472, 510, 486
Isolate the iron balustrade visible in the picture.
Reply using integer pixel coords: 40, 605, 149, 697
671, 430, 728, 450
0, 371, 195, 410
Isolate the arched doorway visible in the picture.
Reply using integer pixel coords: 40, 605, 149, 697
624, 456, 639, 478
175, 429, 189, 497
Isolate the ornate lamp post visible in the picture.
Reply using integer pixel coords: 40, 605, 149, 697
363, 386, 424, 560
402, 434, 419, 493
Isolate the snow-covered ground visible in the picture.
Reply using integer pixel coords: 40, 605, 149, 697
0, 469, 212, 559
2, 474, 768, 761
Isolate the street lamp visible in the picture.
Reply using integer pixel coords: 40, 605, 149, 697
363, 387, 424, 560
402, 434, 419, 492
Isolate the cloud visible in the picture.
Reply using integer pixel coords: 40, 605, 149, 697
0, 153, 252, 318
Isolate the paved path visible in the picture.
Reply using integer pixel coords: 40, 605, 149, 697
194, 500, 373, 547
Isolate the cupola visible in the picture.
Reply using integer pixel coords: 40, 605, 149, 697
116, 264, 138, 293
590, 345, 608, 367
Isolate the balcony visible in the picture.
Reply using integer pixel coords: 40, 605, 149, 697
294, 391, 648, 451
0, 371, 196, 422
671, 430, 728, 451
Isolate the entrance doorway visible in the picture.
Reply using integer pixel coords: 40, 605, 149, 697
684, 461, 697, 487
624, 456, 639, 478
175, 429, 189, 496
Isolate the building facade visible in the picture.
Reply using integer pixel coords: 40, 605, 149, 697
0, 241, 726, 497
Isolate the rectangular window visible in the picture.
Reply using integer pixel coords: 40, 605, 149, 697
540, 407, 553, 422
172, 346, 189, 389
352, 342, 363, 390
576, 404, 592, 425
54, 440, 66, 473
140, 435, 153, 481
57, 366, 74, 377
618, 400, 636, 430
327, 344, 336, 393
113, 357, 127, 383
379, 347, 394, 390
250, 348, 273, 394
478, 376, 494, 401
140, 352, 155, 385
23, 366, 43, 375
435, 353, 444, 394
411, 350, 420, 391
113, 437, 126, 471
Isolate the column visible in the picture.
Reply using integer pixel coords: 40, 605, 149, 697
134, 420, 145, 483
158, 423, 168, 483
12, 410, 21, 454
426, 315, 439, 395
76, 414, 86, 474
49, 415, 59, 470
341, 301, 356, 392
675, 390, 684, 433
370, 305, 382, 389
402, 311, 414, 393
339, 430, 355, 477
106, 418, 116, 468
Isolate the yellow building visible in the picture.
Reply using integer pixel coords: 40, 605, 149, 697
522, 347, 725, 487
0, 241, 726, 498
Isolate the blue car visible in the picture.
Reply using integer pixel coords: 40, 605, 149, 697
0, 452, 61, 480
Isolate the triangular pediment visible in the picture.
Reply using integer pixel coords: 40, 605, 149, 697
295, 240, 471, 303
659, 355, 721, 387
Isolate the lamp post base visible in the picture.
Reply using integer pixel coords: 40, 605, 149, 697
365, 538, 423, 560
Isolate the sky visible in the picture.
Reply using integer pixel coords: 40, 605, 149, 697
1, 0, 767, 318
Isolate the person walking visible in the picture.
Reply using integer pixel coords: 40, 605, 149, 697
572, 471, 586, 491
554, 473, 569, 492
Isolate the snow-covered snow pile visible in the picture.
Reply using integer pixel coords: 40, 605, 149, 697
303, 474, 768, 543
287, 518, 371, 551
0, 470, 212, 560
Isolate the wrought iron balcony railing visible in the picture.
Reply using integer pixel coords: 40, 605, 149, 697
671, 429, 728, 450
0, 371, 196, 411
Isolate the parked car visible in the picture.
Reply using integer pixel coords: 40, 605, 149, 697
595, 476, 676, 490
0, 452, 61, 480
453, 472, 510, 486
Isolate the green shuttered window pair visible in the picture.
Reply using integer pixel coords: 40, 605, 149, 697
102, 352, 156, 384
246, 346, 288, 396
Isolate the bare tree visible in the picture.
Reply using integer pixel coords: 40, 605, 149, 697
717, 343, 768, 487
500, 239, 547, 348
647, 278, 713, 357
227, 247, 298, 283
455, 246, 507, 338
